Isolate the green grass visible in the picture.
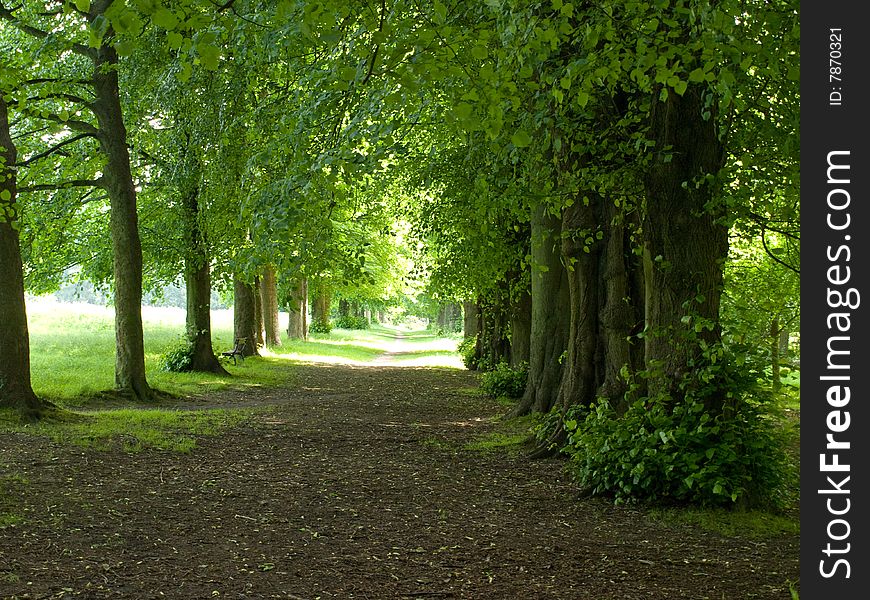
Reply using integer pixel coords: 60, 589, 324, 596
0, 407, 248, 453
0, 473, 27, 527
25, 299, 462, 406
648, 506, 799, 539
465, 414, 538, 453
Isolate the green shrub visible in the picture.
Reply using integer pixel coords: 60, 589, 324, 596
457, 336, 477, 369
562, 347, 792, 508
335, 315, 370, 330
160, 339, 196, 372
480, 361, 528, 399
309, 319, 332, 334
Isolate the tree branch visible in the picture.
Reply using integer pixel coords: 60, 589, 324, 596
27, 93, 95, 109
15, 133, 98, 167
19, 178, 105, 193
21, 106, 100, 136
0, 2, 97, 60
760, 226, 799, 275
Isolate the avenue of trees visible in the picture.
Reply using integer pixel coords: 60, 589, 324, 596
1, 0, 799, 506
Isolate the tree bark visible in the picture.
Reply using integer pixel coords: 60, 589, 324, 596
463, 301, 479, 339
510, 288, 532, 367
89, 20, 153, 400
182, 183, 227, 375
260, 265, 281, 347
511, 204, 570, 416
0, 97, 46, 417
233, 277, 259, 357
311, 291, 331, 331
286, 278, 308, 340
253, 275, 265, 348
643, 83, 728, 402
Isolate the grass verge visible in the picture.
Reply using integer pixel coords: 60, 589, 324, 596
0, 407, 248, 453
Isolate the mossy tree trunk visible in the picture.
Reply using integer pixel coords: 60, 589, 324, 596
90, 24, 153, 401
0, 97, 47, 418
511, 204, 570, 416
182, 181, 227, 375
643, 83, 728, 402
287, 278, 308, 340
233, 277, 259, 358
260, 265, 281, 347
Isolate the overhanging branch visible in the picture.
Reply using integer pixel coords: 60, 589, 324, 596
19, 178, 105, 193
15, 133, 98, 167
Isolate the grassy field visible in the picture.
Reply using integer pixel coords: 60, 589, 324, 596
25, 297, 462, 405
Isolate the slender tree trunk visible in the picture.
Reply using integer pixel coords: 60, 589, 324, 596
770, 317, 781, 392
286, 278, 307, 340
0, 97, 46, 417
233, 277, 259, 357
511, 204, 570, 416
338, 298, 350, 317
643, 83, 728, 402
182, 184, 227, 375
90, 27, 153, 400
260, 265, 281, 347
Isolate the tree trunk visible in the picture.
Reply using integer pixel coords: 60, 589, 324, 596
511, 204, 570, 416
253, 275, 265, 348
312, 292, 331, 330
90, 27, 153, 401
338, 298, 350, 317
233, 277, 259, 357
463, 301, 479, 339
555, 198, 600, 412
643, 83, 728, 402
0, 97, 46, 417
182, 183, 227, 375
510, 288, 532, 367
770, 317, 781, 392
260, 265, 281, 347
286, 278, 308, 340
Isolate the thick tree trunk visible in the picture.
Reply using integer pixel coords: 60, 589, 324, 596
286, 278, 308, 340
555, 199, 600, 412
463, 301, 479, 339
643, 84, 728, 401
511, 205, 570, 416
510, 289, 532, 367
253, 275, 265, 348
233, 277, 259, 357
90, 30, 153, 400
260, 265, 281, 347
595, 201, 641, 408
312, 292, 331, 330
0, 97, 46, 417
182, 185, 227, 375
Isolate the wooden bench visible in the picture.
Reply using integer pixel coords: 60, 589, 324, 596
220, 337, 247, 365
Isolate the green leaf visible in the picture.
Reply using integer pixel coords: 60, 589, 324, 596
75, 0, 91, 12
575, 90, 589, 107
0, 189, 11, 202
114, 40, 134, 57
176, 61, 192, 83
511, 130, 532, 148
471, 45, 488, 60
153, 8, 179, 31
673, 79, 688, 96
198, 44, 221, 70
688, 68, 705, 82
166, 31, 184, 50
453, 102, 473, 120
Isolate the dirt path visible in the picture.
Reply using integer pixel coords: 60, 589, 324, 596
1, 363, 798, 599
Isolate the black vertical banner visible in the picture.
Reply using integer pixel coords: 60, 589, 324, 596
801, 1, 870, 597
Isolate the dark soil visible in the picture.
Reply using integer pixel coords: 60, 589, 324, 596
1, 363, 799, 599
